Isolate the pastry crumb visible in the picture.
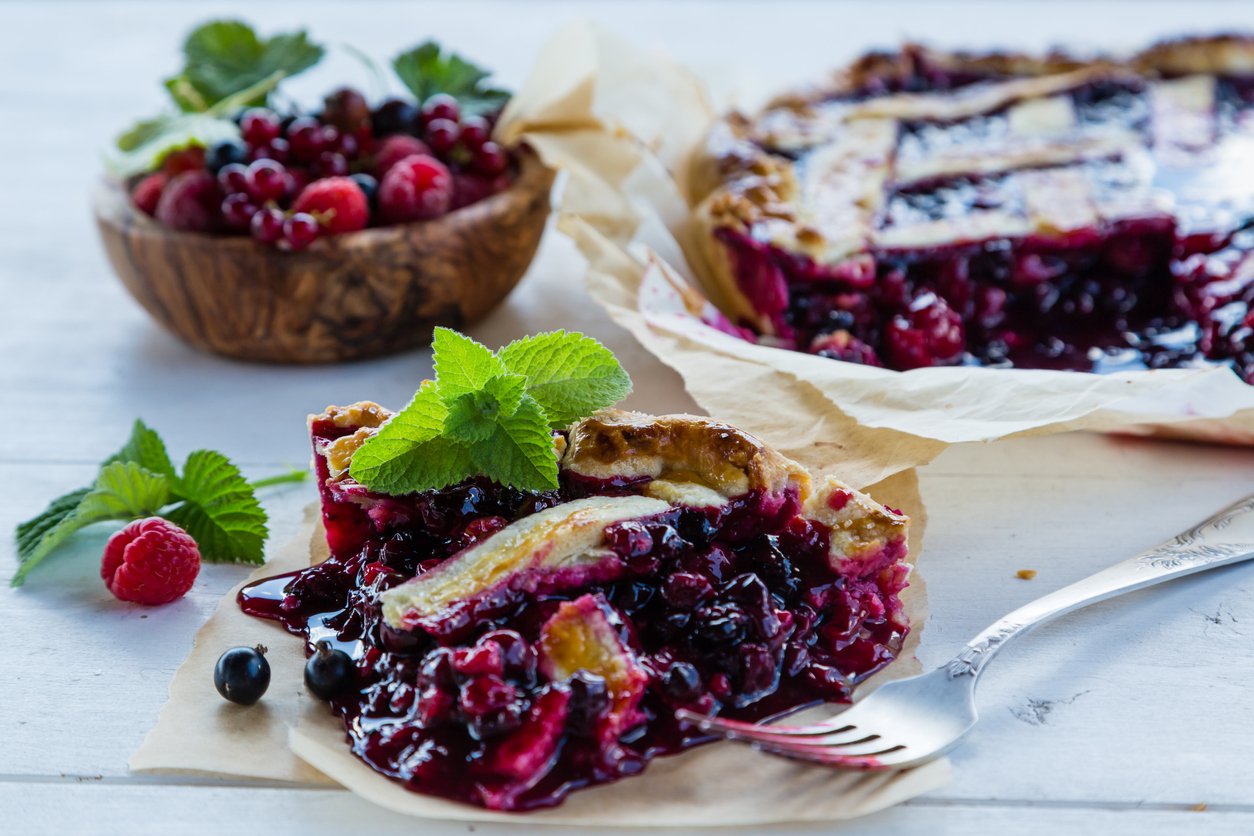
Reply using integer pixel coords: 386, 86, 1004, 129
1017, 569, 1038, 580
1192, 802, 1208, 812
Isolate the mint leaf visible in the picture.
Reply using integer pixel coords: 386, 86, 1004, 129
11, 463, 170, 587
432, 327, 506, 400
392, 41, 510, 116
350, 383, 452, 493
104, 419, 176, 482
472, 394, 559, 492
498, 330, 633, 427
164, 450, 266, 564
172, 20, 324, 111
444, 374, 527, 444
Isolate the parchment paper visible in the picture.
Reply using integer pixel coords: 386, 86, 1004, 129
497, 22, 1254, 468
132, 465, 950, 825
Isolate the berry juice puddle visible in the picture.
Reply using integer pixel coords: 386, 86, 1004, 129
698, 38, 1254, 381
241, 405, 911, 810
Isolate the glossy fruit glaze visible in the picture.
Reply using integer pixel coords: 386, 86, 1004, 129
237, 415, 910, 811
721, 68, 1254, 383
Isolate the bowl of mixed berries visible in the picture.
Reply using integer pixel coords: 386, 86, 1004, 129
94, 21, 554, 363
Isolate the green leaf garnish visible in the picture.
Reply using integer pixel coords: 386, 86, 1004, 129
168, 20, 324, 112
392, 41, 510, 116
498, 331, 636, 428
107, 72, 283, 179
164, 450, 268, 564
108, 20, 324, 178
11, 421, 306, 586
350, 328, 631, 495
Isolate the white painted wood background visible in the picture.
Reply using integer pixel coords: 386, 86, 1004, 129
4, 2, 1254, 833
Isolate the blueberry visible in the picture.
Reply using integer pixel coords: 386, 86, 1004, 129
304, 640, 355, 701
566, 670, 610, 737
206, 140, 249, 174
662, 661, 702, 701
214, 645, 271, 705
350, 173, 378, 206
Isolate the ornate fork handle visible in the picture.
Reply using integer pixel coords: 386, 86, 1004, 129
947, 494, 1254, 680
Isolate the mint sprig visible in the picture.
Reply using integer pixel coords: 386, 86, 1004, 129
11, 420, 306, 587
392, 41, 510, 116
350, 329, 632, 495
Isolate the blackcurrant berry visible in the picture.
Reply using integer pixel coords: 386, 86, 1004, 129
214, 645, 271, 705
371, 98, 418, 137
349, 173, 378, 206
206, 140, 248, 174
305, 640, 355, 700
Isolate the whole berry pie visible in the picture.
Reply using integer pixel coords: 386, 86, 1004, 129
240, 403, 911, 810
690, 35, 1254, 382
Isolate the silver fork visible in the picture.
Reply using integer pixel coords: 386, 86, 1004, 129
677, 492, 1254, 770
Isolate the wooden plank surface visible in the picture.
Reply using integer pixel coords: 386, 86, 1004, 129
4, 2, 1254, 833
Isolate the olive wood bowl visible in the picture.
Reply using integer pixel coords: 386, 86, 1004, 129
94, 150, 554, 364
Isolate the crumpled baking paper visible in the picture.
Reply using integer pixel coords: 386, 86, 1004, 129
497, 21, 1254, 479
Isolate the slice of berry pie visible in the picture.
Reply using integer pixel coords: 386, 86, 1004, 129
240, 403, 911, 811
691, 35, 1254, 382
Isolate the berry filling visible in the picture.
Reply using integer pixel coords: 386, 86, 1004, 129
239, 405, 911, 811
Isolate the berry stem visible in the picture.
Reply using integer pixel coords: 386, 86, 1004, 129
248, 467, 309, 489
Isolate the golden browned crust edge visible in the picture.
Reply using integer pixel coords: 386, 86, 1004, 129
563, 408, 811, 500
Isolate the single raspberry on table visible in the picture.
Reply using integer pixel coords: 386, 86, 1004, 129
378, 154, 452, 224
101, 517, 201, 605
131, 173, 168, 216
155, 170, 222, 232
292, 177, 369, 234
372, 134, 431, 180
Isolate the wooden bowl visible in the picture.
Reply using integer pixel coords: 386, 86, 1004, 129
94, 150, 554, 364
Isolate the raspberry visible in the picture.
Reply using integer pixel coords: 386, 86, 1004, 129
155, 170, 222, 232
292, 177, 369, 234
450, 173, 512, 210
160, 146, 206, 177
372, 134, 431, 180
101, 517, 200, 605
131, 173, 168, 216
377, 154, 452, 224
884, 292, 966, 369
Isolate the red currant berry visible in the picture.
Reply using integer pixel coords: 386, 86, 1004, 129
249, 137, 290, 164
250, 206, 285, 244
221, 193, 258, 230
287, 116, 325, 163
421, 93, 460, 125
424, 118, 460, 155
245, 159, 289, 203
315, 151, 349, 178
240, 108, 281, 146
322, 87, 370, 133
473, 141, 509, 177
337, 132, 360, 159
283, 212, 320, 250
458, 116, 491, 151
216, 162, 249, 194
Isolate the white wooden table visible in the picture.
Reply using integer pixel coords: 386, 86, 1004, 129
5, 2, 1254, 833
